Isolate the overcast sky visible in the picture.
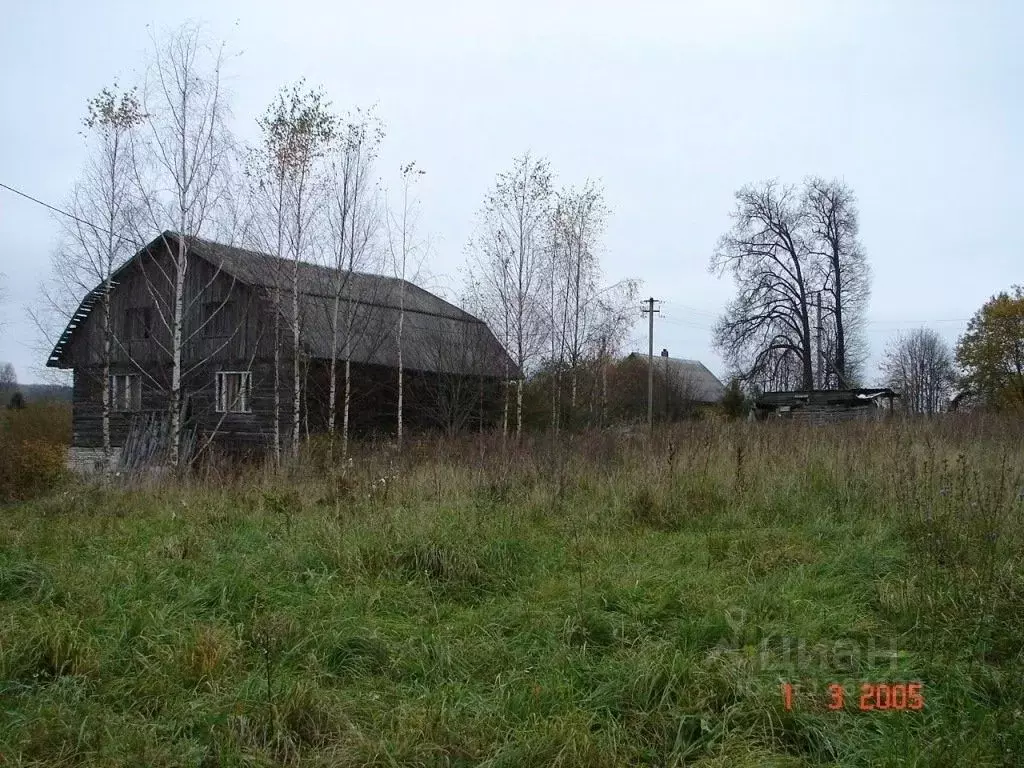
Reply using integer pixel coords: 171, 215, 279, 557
1, 0, 1021, 385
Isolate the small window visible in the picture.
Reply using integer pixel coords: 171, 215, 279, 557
108, 374, 141, 412
125, 307, 152, 340
202, 301, 234, 338
216, 371, 252, 413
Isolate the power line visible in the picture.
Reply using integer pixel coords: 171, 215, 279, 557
660, 299, 719, 318
661, 317, 714, 331
0, 180, 987, 334
865, 318, 969, 325
0, 180, 135, 244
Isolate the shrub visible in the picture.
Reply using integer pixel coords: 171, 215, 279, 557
0, 403, 70, 502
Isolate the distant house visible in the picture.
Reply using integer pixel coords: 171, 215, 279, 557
657, 355, 727, 405
47, 232, 515, 470
613, 352, 725, 422
754, 388, 899, 423
949, 390, 978, 412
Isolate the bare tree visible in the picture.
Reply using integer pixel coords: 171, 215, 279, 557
0, 363, 15, 393
466, 153, 552, 437
325, 109, 384, 460
588, 278, 641, 426
131, 23, 233, 468
245, 114, 290, 467
804, 177, 870, 387
386, 161, 427, 448
245, 82, 336, 462
711, 181, 816, 390
882, 328, 955, 415
420, 323, 498, 436
35, 85, 144, 469
712, 178, 874, 393
549, 180, 608, 424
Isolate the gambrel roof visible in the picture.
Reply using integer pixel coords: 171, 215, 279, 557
47, 232, 516, 378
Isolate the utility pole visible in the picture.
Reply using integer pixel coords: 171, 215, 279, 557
815, 291, 823, 390
641, 297, 661, 431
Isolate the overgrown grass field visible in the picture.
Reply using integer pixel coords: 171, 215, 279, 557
2, 419, 1023, 766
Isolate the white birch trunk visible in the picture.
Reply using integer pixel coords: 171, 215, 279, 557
516, 377, 524, 439
601, 356, 608, 427
342, 357, 351, 459
502, 378, 509, 437
327, 286, 340, 456
292, 261, 301, 459
101, 292, 112, 468
397, 307, 404, 447
273, 286, 282, 467
168, 232, 187, 468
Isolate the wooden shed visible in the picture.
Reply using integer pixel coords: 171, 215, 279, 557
754, 388, 899, 424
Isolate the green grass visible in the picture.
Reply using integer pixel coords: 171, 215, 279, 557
2, 419, 1024, 766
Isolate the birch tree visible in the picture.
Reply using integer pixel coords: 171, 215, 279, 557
550, 181, 607, 423
386, 162, 427, 448
32, 86, 145, 470
244, 118, 290, 466
132, 23, 232, 468
326, 110, 384, 459
261, 83, 336, 459
588, 278, 641, 425
466, 153, 551, 437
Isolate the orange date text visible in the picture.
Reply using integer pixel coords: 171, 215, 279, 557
781, 682, 924, 712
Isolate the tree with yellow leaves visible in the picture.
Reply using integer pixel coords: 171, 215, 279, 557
956, 286, 1024, 411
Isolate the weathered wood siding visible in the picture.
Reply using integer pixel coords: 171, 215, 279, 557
72, 363, 175, 448
773, 405, 885, 425
63, 241, 282, 450
62, 239, 506, 454
61, 242, 272, 370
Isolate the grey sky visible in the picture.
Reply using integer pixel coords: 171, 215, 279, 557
1, 0, 1021, 385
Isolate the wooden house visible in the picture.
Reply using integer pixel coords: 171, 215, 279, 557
47, 232, 515, 470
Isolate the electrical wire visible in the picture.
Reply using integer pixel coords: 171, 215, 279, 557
0, 180, 136, 244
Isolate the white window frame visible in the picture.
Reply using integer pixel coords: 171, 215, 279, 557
108, 374, 141, 412
216, 371, 252, 413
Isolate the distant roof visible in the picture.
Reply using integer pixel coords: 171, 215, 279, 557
628, 353, 726, 403
48, 233, 516, 378
756, 388, 900, 409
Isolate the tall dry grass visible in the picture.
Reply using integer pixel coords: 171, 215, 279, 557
2, 414, 1023, 765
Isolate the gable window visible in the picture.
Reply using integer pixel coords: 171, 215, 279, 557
202, 301, 234, 338
216, 371, 252, 413
108, 374, 142, 412
124, 307, 152, 340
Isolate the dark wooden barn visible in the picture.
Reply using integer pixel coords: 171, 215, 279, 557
754, 388, 899, 424
47, 232, 516, 470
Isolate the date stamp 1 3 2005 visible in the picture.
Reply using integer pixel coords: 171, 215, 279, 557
782, 682, 925, 712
